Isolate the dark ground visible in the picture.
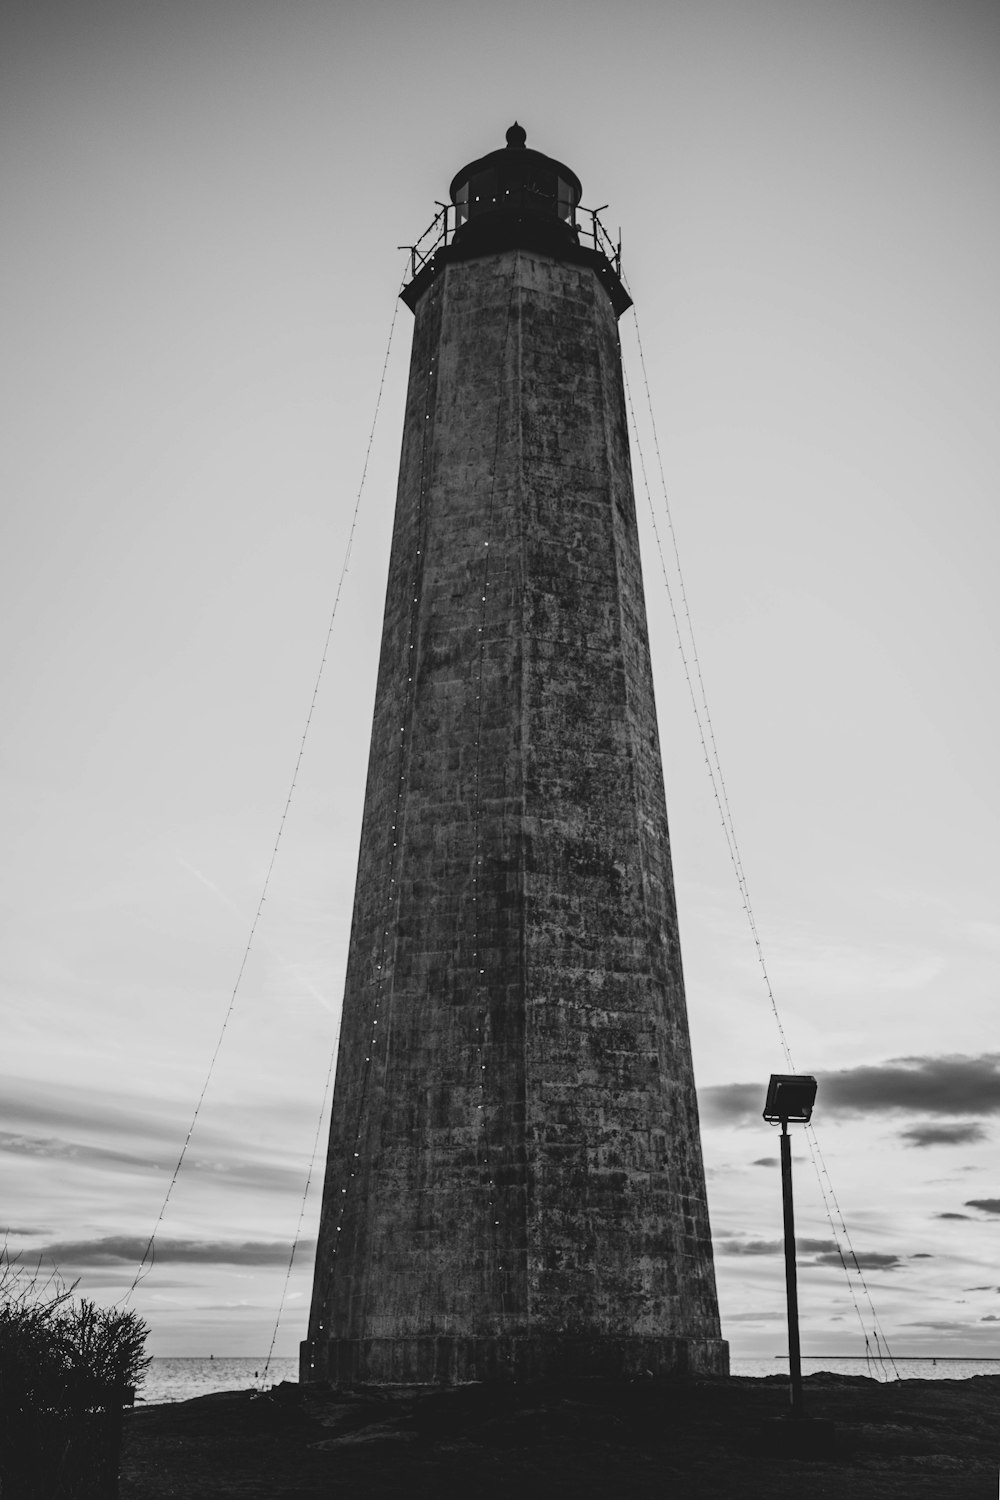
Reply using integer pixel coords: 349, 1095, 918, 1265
120, 1373, 999, 1498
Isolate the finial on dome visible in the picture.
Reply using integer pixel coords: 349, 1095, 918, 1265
505, 122, 527, 149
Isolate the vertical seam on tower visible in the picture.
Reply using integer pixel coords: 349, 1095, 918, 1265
472, 253, 519, 1330
515, 252, 531, 1341
595, 295, 640, 945
608, 289, 697, 1323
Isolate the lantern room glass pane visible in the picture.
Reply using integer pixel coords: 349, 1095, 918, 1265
469, 168, 497, 213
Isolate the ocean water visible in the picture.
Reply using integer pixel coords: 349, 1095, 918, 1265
138, 1355, 1000, 1406
138, 1357, 299, 1406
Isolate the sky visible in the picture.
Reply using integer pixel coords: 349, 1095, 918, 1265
2, 0, 998, 1362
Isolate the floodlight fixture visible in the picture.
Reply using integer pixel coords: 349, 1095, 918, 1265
763, 1074, 817, 1125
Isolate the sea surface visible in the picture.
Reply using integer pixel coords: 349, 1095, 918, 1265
139, 1358, 300, 1406
138, 1355, 1000, 1405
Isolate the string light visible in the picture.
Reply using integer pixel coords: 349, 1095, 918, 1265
316, 257, 520, 1346
468, 260, 519, 1315
318, 276, 442, 1315
622, 306, 899, 1380
125, 275, 405, 1315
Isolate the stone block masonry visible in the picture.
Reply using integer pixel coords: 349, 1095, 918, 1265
303, 239, 727, 1384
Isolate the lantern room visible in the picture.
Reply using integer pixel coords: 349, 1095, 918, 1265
449, 122, 582, 254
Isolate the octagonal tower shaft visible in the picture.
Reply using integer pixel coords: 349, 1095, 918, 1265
303, 232, 726, 1385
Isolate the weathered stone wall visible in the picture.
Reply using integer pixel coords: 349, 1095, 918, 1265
304, 247, 726, 1383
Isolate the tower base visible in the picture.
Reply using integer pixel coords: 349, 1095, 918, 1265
300, 1334, 729, 1386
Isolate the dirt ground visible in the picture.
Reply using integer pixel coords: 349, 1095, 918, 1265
120, 1372, 999, 1499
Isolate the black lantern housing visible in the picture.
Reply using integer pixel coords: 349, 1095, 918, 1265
450, 121, 582, 257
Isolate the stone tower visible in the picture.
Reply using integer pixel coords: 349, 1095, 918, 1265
302, 126, 727, 1385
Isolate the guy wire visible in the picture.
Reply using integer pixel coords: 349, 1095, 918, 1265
312, 262, 444, 1331
124, 285, 403, 1305
261, 1009, 341, 1383
621, 308, 899, 1379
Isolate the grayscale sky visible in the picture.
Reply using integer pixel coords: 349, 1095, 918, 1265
3, 0, 998, 1359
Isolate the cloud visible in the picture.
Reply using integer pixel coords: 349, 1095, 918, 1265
903, 1319, 1000, 1337
0, 1127, 305, 1198
716, 1236, 902, 1271
701, 1054, 1000, 1126
964, 1199, 1000, 1215
903, 1320, 968, 1331
819, 1055, 1000, 1116
813, 1250, 903, 1271
936, 1213, 972, 1220
35, 1236, 316, 1269
717, 1236, 839, 1258
0, 1079, 182, 1148
196, 1302, 271, 1313
0, 1129, 165, 1175
982, 1316, 1000, 1323
701, 1083, 762, 1124
719, 1310, 783, 1323
900, 1123, 988, 1148
717, 1239, 782, 1256
751, 1157, 778, 1168
0, 1075, 316, 1166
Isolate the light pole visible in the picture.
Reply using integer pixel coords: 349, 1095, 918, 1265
763, 1074, 818, 1419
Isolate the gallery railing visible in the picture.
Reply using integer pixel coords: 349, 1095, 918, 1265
400, 202, 624, 286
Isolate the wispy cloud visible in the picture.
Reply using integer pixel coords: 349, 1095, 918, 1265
701, 1083, 761, 1122
719, 1309, 784, 1323
0, 1077, 315, 1201
0, 1127, 306, 1198
0, 1079, 181, 1145
176, 855, 337, 1015
813, 1250, 903, 1270
964, 1199, 1000, 1215
717, 1239, 783, 1257
35, 1236, 317, 1268
718, 1236, 839, 1258
717, 1235, 903, 1270
0, 1129, 165, 1175
702, 1054, 1000, 1125
903, 1319, 1000, 1336
900, 1123, 988, 1147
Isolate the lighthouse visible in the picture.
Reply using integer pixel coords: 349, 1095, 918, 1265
302, 126, 727, 1385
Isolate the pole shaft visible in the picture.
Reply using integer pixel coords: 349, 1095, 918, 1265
780, 1124, 803, 1417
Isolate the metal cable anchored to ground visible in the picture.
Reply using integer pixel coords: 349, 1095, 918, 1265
621, 305, 899, 1380
125, 285, 403, 1310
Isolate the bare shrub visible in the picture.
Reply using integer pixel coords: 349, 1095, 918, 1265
0, 1248, 150, 1497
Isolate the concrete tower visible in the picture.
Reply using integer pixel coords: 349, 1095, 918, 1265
302, 126, 727, 1385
